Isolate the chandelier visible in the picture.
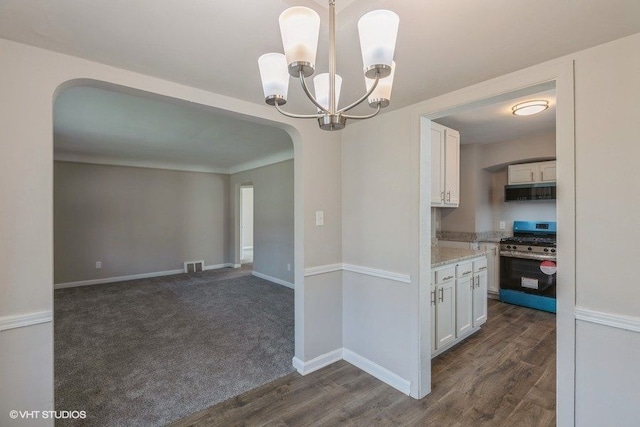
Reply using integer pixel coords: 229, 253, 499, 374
258, 1, 399, 131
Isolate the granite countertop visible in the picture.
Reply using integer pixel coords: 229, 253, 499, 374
436, 230, 510, 243
431, 246, 488, 268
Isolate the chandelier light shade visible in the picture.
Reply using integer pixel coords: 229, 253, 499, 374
512, 100, 549, 116
314, 73, 343, 112
279, 7, 320, 77
258, 0, 400, 130
366, 61, 395, 108
358, 10, 399, 78
258, 53, 290, 105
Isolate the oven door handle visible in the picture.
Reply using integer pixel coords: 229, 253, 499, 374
499, 251, 557, 261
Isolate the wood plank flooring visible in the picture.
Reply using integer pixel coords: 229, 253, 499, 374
171, 300, 556, 427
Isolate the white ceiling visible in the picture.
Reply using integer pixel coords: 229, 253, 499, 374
54, 87, 293, 174
436, 89, 556, 145
1, 1, 639, 167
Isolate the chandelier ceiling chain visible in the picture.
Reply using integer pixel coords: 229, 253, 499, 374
258, 0, 399, 130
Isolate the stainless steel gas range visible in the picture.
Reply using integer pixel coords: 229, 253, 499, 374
499, 221, 557, 313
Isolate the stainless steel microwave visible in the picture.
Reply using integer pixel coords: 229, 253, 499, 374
504, 183, 556, 202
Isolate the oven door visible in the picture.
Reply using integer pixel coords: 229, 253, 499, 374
500, 254, 556, 297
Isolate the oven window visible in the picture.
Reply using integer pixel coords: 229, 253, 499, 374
500, 256, 556, 297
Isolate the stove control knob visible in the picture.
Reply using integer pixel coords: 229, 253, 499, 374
512, 246, 517, 250
506, 245, 511, 249
551, 249, 556, 253
528, 247, 532, 251
544, 248, 549, 252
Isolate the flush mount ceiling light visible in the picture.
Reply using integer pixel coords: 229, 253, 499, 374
258, 0, 399, 131
512, 100, 549, 116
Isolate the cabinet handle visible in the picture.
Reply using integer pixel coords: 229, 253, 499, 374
431, 290, 436, 306
439, 288, 444, 302
441, 191, 445, 202
478, 266, 487, 271
531, 171, 534, 181
540, 170, 543, 181
463, 270, 472, 276
442, 275, 454, 281
447, 190, 451, 202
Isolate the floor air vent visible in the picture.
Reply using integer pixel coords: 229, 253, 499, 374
184, 260, 205, 273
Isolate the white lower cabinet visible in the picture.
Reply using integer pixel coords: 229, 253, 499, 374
479, 242, 500, 299
432, 255, 488, 357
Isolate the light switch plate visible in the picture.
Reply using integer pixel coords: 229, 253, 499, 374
96, 261, 102, 269
499, 221, 506, 230
316, 211, 324, 226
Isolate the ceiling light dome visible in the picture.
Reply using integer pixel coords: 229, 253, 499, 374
512, 100, 549, 116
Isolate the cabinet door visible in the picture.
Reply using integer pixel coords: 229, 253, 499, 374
436, 280, 456, 349
479, 245, 500, 297
508, 163, 538, 184
430, 124, 445, 206
539, 161, 557, 182
430, 286, 436, 354
455, 275, 473, 337
444, 128, 460, 206
473, 271, 488, 327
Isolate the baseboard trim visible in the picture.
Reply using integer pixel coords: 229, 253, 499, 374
204, 263, 236, 271
343, 348, 411, 395
343, 263, 411, 284
292, 349, 343, 375
0, 311, 53, 332
54, 268, 184, 289
252, 271, 294, 289
575, 307, 640, 333
304, 263, 343, 277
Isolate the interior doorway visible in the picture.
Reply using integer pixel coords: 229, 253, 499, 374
240, 185, 254, 266
418, 63, 576, 424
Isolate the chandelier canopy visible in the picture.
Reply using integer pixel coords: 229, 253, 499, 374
258, 1, 399, 131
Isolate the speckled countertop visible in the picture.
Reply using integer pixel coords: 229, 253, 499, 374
431, 247, 488, 268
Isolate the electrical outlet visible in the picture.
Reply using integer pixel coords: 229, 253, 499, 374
287, 263, 291, 271
499, 221, 506, 230
96, 261, 102, 269
315, 211, 324, 226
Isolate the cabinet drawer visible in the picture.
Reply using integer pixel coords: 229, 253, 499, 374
473, 257, 488, 273
456, 262, 473, 278
435, 266, 455, 283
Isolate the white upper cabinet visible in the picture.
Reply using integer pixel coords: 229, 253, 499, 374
508, 160, 556, 185
431, 122, 460, 207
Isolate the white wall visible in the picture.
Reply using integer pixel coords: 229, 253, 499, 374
0, 38, 342, 424
571, 32, 640, 425
341, 32, 640, 422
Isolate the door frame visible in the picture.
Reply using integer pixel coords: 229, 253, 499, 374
415, 61, 576, 425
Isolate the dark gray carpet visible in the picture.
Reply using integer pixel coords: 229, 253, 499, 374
54, 266, 294, 426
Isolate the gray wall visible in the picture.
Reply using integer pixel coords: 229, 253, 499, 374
230, 160, 294, 284
54, 161, 230, 283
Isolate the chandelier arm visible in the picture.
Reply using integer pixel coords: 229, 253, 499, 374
298, 70, 330, 114
274, 102, 325, 119
337, 72, 380, 114
341, 104, 382, 120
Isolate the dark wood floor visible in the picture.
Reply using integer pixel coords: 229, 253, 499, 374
171, 300, 556, 427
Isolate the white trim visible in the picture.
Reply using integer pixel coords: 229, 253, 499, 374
575, 307, 640, 333
0, 311, 53, 332
252, 271, 294, 289
54, 268, 183, 289
55, 150, 294, 175
292, 349, 343, 375
232, 264, 241, 268
228, 151, 294, 174
343, 263, 411, 284
242, 246, 254, 251
304, 263, 343, 277
342, 348, 411, 396
204, 263, 237, 271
